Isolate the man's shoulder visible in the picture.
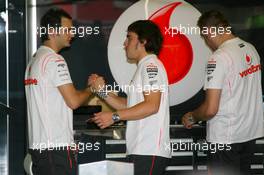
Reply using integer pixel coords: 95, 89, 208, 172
36, 46, 62, 59
35, 49, 64, 65
141, 54, 163, 68
211, 46, 233, 61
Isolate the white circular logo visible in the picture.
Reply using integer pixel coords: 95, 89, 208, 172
108, 0, 211, 106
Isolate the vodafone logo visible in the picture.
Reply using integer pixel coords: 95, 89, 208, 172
149, 2, 193, 85
108, 0, 211, 106
245, 54, 252, 65
240, 54, 261, 78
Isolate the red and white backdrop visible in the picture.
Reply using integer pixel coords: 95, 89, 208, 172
108, 0, 211, 107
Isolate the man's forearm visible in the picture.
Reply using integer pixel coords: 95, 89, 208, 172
117, 100, 158, 121
192, 101, 215, 122
58, 84, 93, 109
75, 88, 92, 107
192, 103, 208, 121
104, 93, 127, 110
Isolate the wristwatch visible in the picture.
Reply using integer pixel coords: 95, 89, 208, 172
187, 113, 195, 124
112, 113, 120, 123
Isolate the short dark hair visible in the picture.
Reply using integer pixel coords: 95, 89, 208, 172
127, 20, 163, 55
40, 8, 72, 42
197, 10, 230, 29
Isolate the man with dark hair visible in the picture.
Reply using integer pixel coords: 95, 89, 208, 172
40, 8, 72, 42
182, 10, 264, 175
127, 20, 163, 55
25, 8, 92, 175
90, 20, 171, 175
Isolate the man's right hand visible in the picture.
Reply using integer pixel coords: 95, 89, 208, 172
181, 112, 195, 129
88, 74, 106, 92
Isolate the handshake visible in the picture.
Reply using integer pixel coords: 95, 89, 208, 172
87, 74, 108, 99
87, 74, 118, 129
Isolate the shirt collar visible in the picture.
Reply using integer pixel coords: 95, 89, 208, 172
218, 37, 240, 49
137, 54, 157, 66
40, 45, 56, 53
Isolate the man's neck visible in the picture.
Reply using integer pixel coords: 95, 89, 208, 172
137, 52, 152, 63
43, 40, 60, 53
217, 33, 236, 48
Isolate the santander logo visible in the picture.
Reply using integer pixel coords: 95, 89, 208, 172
24, 78, 38, 86
107, 0, 211, 106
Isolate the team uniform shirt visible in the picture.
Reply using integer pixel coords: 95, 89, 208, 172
204, 37, 264, 144
25, 46, 73, 149
126, 54, 171, 158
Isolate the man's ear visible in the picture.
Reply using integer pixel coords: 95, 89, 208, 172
140, 39, 147, 46
208, 27, 218, 38
47, 28, 57, 39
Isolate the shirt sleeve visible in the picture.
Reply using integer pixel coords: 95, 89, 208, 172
204, 56, 226, 90
141, 61, 164, 92
45, 56, 72, 87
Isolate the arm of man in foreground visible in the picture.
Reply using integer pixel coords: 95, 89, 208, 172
58, 83, 92, 110
88, 74, 127, 110
93, 90, 161, 129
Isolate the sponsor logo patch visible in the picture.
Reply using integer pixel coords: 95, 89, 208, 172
59, 73, 69, 77
207, 63, 216, 75
146, 63, 158, 79
245, 54, 252, 66
207, 76, 213, 82
57, 63, 66, 68
24, 78, 38, 85
239, 43, 245, 48
239, 64, 261, 78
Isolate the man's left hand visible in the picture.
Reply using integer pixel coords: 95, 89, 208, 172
182, 112, 195, 129
93, 111, 114, 129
